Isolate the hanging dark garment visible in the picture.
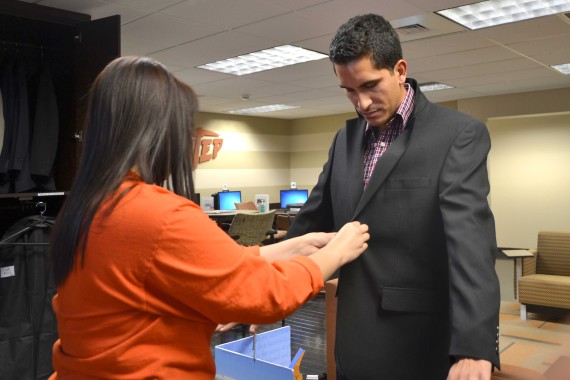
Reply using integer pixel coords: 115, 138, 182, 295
12, 62, 35, 193
0, 86, 5, 154
0, 61, 36, 193
0, 61, 17, 193
30, 64, 58, 191
0, 215, 57, 380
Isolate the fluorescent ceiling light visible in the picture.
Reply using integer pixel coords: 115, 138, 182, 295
437, 0, 570, 30
551, 63, 570, 74
197, 45, 328, 76
227, 104, 300, 115
419, 82, 455, 92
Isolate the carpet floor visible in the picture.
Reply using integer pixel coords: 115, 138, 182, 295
212, 297, 570, 379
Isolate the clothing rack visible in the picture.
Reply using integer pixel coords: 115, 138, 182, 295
0, 199, 44, 211
0, 193, 66, 238
0, 209, 57, 379
0, 38, 58, 52
0, 202, 51, 246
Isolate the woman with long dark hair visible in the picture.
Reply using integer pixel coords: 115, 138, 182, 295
49, 56, 369, 379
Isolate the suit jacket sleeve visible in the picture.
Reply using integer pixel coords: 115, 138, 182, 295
439, 119, 500, 368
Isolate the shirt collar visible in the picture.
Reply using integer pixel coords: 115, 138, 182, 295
365, 83, 415, 135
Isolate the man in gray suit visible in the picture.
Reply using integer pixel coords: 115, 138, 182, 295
287, 14, 500, 380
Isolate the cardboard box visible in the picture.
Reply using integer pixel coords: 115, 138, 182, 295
215, 326, 304, 380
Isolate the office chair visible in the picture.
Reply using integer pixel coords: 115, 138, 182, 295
234, 201, 257, 210
227, 210, 277, 246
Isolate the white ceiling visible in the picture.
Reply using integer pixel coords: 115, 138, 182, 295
20, 0, 570, 119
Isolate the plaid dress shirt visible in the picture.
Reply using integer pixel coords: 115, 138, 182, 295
363, 84, 415, 189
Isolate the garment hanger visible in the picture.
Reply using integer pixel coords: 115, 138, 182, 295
0, 202, 52, 246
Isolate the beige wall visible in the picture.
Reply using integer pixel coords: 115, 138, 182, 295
457, 87, 570, 123
288, 113, 352, 192
193, 112, 292, 205
193, 111, 355, 205
488, 111, 570, 249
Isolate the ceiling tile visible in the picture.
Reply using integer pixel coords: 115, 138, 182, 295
172, 67, 232, 87
102, 0, 183, 13
298, 0, 425, 30
294, 34, 334, 55
120, 13, 222, 55
403, 31, 493, 59
258, 0, 333, 12
287, 74, 338, 90
160, 0, 285, 30
38, 0, 147, 23
151, 30, 278, 67
476, 14, 570, 44
409, 46, 521, 73
469, 75, 570, 96
414, 58, 543, 82
403, 0, 474, 13
191, 77, 277, 98
507, 34, 570, 59
533, 51, 570, 66
235, 12, 332, 45
15, 0, 570, 119
249, 60, 332, 82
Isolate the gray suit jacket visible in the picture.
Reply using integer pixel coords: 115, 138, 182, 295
287, 79, 500, 380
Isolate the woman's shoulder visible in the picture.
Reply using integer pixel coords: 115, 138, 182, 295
129, 182, 201, 215
101, 181, 201, 229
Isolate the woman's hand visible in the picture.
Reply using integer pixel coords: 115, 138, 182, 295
307, 221, 369, 281
327, 221, 370, 266
259, 232, 335, 262
296, 232, 337, 256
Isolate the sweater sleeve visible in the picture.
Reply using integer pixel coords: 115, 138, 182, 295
143, 203, 323, 324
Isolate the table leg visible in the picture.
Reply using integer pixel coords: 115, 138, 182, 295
514, 257, 522, 300
514, 257, 529, 320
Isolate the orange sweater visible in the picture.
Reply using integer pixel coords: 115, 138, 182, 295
50, 177, 323, 379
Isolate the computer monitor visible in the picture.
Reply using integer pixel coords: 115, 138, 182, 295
214, 191, 242, 210
279, 189, 309, 209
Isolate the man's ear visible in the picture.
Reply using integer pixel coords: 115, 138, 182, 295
395, 59, 407, 84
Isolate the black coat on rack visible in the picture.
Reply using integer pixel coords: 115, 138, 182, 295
0, 3, 120, 376
0, 214, 57, 380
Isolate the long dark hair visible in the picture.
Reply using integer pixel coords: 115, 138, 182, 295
51, 56, 198, 286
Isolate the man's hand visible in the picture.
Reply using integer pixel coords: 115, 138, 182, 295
447, 358, 492, 380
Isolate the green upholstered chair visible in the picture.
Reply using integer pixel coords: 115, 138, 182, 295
227, 210, 276, 246
518, 231, 570, 320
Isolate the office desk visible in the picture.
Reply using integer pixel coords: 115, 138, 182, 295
204, 210, 257, 227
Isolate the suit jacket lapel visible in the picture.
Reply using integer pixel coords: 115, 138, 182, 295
346, 117, 366, 213
353, 114, 415, 219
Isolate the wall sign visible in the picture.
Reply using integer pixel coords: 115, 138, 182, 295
193, 127, 224, 169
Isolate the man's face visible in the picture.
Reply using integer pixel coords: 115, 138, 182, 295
334, 56, 407, 129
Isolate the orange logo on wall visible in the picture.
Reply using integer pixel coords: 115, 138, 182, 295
193, 128, 224, 170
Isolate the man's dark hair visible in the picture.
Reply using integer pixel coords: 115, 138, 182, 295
329, 14, 403, 72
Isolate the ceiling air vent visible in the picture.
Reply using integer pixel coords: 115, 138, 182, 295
395, 23, 429, 35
